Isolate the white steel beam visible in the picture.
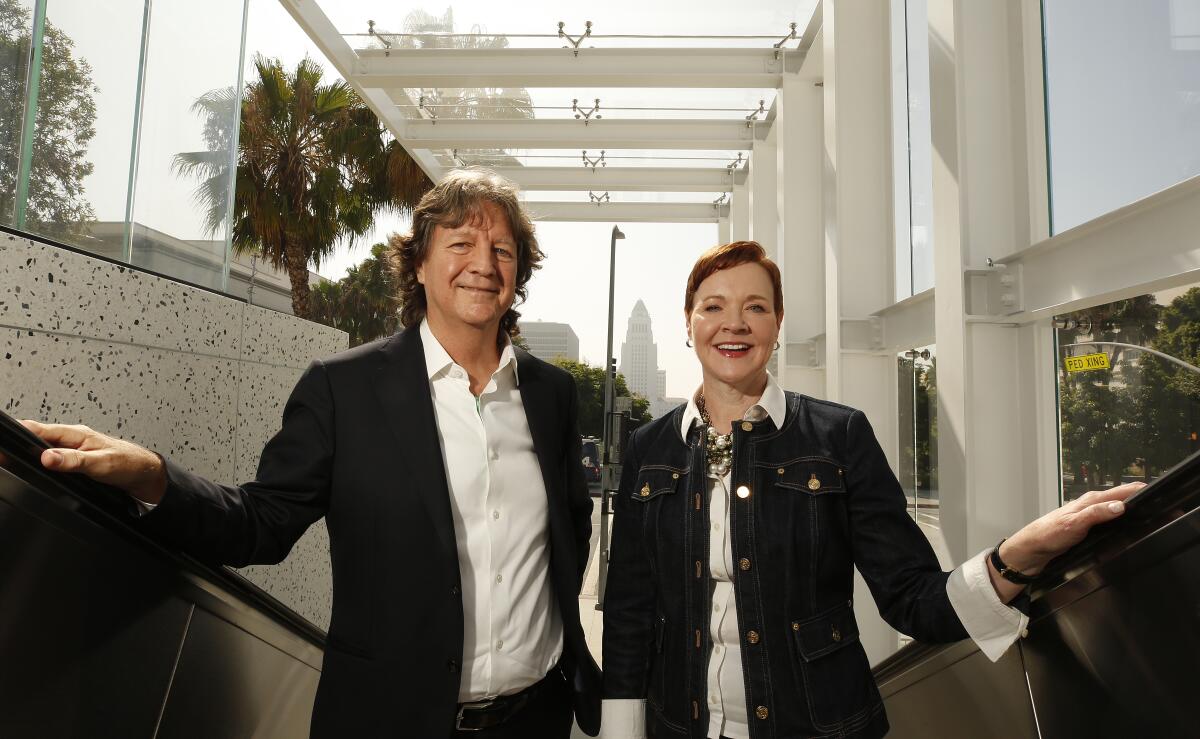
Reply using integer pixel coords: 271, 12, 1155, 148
525, 201, 726, 223
997, 177, 1200, 320
487, 166, 734, 192
401, 119, 758, 151
278, 0, 443, 180
355, 47, 798, 89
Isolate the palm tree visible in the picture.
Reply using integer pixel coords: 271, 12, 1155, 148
175, 55, 431, 318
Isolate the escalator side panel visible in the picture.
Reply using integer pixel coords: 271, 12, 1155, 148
155, 606, 320, 738
878, 641, 1038, 739
0, 486, 193, 738
1022, 532, 1200, 739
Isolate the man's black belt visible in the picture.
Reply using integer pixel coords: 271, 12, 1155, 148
454, 674, 551, 732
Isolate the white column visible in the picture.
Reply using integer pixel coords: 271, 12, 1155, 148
731, 179, 750, 241
821, 0, 900, 665
717, 217, 731, 245
748, 135, 778, 257
775, 62, 826, 397
928, 0, 1053, 564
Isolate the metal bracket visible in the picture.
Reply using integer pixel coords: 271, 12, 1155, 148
964, 260, 1024, 317
712, 193, 728, 208
745, 99, 766, 128
589, 191, 610, 204
773, 22, 798, 59
418, 95, 438, 124
573, 98, 602, 124
558, 21, 592, 56
367, 20, 392, 57
726, 152, 745, 172
582, 149, 606, 171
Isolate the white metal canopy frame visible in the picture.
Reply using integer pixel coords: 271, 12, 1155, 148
279, 1, 823, 224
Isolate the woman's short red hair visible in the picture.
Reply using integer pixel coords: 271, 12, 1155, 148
684, 240, 783, 316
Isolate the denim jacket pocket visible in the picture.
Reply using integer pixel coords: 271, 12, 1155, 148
629, 465, 687, 503
791, 601, 878, 732
791, 600, 860, 660
773, 458, 846, 495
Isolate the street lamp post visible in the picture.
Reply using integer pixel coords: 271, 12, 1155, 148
597, 224, 624, 610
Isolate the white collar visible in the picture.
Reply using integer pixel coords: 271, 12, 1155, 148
680, 372, 786, 438
419, 318, 519, 385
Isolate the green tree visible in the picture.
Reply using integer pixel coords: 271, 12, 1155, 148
0, 0, 97, 238
551, 358, 651, 438
309, 241, 401, 347
174, 55, 431, 319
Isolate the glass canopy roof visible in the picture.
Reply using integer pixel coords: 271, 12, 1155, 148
298, 0, 819, 219
329, 1, 819, 50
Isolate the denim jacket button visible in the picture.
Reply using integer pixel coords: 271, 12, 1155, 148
739, 557, 751, 571
755, 706, 769, 720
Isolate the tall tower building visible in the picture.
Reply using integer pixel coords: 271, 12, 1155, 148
618, 299, 658, 401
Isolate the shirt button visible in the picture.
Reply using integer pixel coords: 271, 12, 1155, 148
495, 574, 503, 584
496, 640, 504, 651
714, 644, 723, 653
493, 510, 500, 520
712, 522, 720, 531
713, 602, 720, 612
489, 448, 499, 460
710, 694, 718, 704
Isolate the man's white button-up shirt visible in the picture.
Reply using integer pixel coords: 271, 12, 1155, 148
421, 320, 562, 703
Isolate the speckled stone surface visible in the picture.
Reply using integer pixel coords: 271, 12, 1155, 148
241, 302, 346, 368
1, 234, 242, 359
1, 233, 346, 633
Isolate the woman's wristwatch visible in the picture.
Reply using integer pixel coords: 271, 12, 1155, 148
990, 539, 1038, 585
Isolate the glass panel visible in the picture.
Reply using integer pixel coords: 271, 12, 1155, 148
128, 0, 247, 291
522, 190, 728, 204
441, 147, 747, 168
332, 1, 821, 50
400, 87, 776, 121
0, 0, 35, 228
1043, 0, 1200, 233
1055, 284, 1200, 502
6, 0, 144, 256
891, 0, 934, 301
897, 344, 938, 526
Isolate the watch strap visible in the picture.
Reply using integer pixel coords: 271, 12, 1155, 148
990, 539, 1037, 585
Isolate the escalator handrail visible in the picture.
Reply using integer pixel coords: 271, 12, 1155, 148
0, 409, 327, 648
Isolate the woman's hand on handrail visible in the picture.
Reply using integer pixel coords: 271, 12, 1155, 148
988, 482, 1144, 602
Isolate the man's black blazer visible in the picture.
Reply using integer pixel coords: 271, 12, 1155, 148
138, 325, 602, 737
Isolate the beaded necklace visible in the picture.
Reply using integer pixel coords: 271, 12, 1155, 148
696, 392, 733, 478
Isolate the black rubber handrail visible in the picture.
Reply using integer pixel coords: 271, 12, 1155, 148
0, 408, 327, 648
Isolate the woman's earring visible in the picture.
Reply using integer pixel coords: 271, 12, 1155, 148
686, 338, 694, 347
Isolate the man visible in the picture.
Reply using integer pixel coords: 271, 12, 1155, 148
22, 169, 601, 738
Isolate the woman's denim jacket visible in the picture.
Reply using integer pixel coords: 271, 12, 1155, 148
602, 392, 968, 739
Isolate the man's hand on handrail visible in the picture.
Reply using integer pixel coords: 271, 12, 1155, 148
20, 420, 168, 506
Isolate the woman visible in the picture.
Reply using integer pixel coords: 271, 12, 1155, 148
601, 241, 1138, 739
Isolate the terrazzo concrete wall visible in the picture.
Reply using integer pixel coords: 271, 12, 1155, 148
0, 231, 346, 631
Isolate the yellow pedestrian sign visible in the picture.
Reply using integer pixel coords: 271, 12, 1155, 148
1064, 352, 1111, 373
